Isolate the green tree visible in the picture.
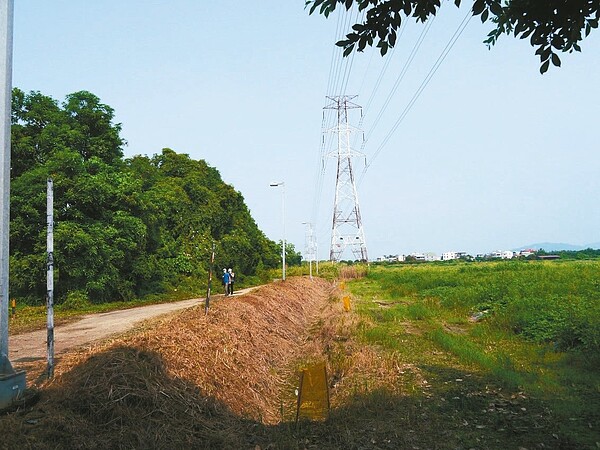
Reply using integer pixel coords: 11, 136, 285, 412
10, 90, 279, 305
275, 241, 303, 267
307, 0, 599, 73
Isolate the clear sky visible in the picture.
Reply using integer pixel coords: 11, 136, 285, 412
12, 1, 600, 259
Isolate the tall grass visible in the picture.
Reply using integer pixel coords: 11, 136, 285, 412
364, 260, 600, 353
346, 260, 600, 448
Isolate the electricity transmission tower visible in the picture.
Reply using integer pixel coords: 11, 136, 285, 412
324, 95, 368, 262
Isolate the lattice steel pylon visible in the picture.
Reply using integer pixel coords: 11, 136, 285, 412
324, 95, 368, 262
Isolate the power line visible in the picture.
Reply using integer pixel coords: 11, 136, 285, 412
360, 10, 473, 183
363, 16, 436, 146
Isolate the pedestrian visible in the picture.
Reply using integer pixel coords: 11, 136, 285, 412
222, 268, 230, 296
228, 268, 235, 295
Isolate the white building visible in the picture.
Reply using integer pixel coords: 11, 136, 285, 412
485, 250, 516, 259
441, 251, 467, 261
376, 254, 405, 263
424, 252, 441, 262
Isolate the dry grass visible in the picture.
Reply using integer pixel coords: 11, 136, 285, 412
0, 277, 341, 449
338, 265, 368, 280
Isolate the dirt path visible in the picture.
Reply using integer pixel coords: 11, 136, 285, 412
8, 288, 255, 364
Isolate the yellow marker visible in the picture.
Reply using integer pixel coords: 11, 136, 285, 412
339, 280, 345, 291
296, 362, 329, 421
342, 295, 351, 311
11, 298, 16, 316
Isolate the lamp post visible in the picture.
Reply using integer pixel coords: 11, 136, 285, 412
269, 182, 285, 281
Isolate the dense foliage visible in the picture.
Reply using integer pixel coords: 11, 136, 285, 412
537, 247, 600, 260
307, 0, 600, 73
10, 89, 281, 304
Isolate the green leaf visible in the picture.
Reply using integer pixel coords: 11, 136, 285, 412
481, 8, 489, 23
308, 1, 321, 15
379, 41, 389, 56
358, 38, 367, 52
540, 60, 550, 74
551, 53, 561, 67
489, 1, 502, 16
389, 30, 397, 47
541, 46, 552, 61
472, 0, 485, 16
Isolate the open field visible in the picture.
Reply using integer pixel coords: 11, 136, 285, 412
1, 263, 599, 449
348, 260, 600, 448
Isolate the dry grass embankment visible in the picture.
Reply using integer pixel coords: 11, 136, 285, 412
0, 277, 347, 449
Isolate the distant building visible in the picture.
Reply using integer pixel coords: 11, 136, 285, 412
410, 253, 426, 261
424, 252, 440, 262
482, 250, 519, 259
442, 251, 467, 261
376, 254, 405, 263
538, 254, 560, 260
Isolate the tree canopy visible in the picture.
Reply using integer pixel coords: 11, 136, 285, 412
11, 89, 280, 304
307, 0, 600, 73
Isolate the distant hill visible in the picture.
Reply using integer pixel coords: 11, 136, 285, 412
515, 242, 600, 252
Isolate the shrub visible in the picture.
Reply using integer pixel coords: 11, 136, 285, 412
60, 290, 90, 310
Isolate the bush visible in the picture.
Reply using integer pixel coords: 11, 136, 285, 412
59, 290, 90, 310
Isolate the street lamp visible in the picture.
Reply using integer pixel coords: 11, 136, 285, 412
269, 181, 285, 281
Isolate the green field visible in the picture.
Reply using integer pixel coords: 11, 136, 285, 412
345, 260, 600, 449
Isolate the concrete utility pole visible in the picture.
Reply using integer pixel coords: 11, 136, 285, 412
0, 0, 26, 409
47, 178, 54, 378
324, 95, 368, 262
204, 242, 215, 314
270, 182, 286, 281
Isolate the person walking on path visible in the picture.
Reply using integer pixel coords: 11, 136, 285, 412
222, 268, 230, 296
228, 268, 235, 295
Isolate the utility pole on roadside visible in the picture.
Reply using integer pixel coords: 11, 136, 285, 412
47, 178, 54, 378
0, 0, 26, 409
205, 242, 215, 314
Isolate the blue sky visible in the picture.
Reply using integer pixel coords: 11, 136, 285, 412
12, 1, 600, 259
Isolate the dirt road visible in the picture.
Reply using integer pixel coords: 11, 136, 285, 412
8, 290, 253, 364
